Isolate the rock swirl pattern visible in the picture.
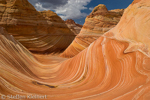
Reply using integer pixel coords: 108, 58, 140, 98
0, 0, 75, 54
0, 0, 150, 100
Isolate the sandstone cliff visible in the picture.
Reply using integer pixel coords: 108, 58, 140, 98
0, 0, 150, 99
65, 19, 82, 35
0, 0, 75, 53
61, 4, 124, 58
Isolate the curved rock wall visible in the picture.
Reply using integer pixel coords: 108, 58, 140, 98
61, 4, 124, 58
0, 0, 75, 53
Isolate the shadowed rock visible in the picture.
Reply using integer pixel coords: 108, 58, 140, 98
65, 19, 82, 35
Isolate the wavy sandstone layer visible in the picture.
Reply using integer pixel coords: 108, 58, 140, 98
61, 4, 124, 58
65, 19, 82, 35
0, 0, 75, 53
0, 0, 150, 99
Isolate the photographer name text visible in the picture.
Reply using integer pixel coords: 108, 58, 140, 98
1, 94, 47, 99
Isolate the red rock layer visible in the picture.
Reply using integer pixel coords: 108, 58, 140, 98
0, 0, 150, 100
0, 27, 150, 100
65, 19, 82, 35
61, 4, 124, 58
0, 0, 75, 53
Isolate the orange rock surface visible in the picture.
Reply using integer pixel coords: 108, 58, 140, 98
61, 4, 124, 58
0, 0, 75, 53
65, 19, 82, 35
0, 0, 150, 100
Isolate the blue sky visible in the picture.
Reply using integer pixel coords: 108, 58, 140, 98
29, 0, 133, 25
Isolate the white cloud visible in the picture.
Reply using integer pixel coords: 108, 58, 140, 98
89, 7, 94, 11
30, 0, 92, 20
55, 0, 91, 20
35, 2, 48, 11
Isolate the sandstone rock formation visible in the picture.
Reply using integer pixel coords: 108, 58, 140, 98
65, 19, 82, 35
61, 4, 124, 58
0, 0, 75, 53
1, 0, 150, 100
39, 10, 65, 23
